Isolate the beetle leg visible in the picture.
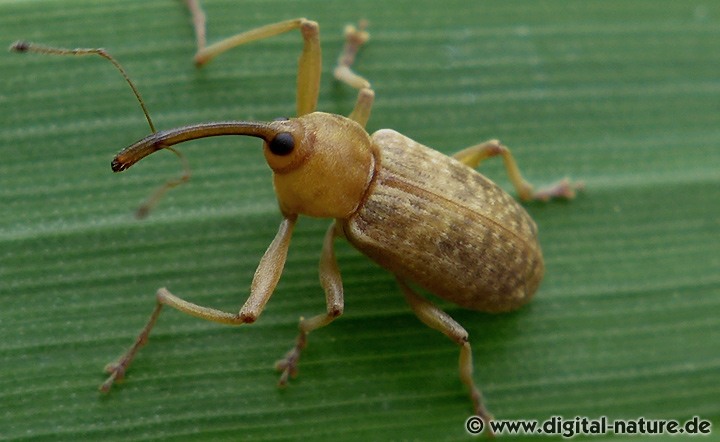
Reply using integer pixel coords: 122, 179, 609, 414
397, 278, 494, 429
453, 140, 583, 201
100, 216, 297, 392
334, 21, 369, 90
334, 21, 375, 128
184, 0, 207, 52
275, 221, 344, 386
184, 1, 320, 116
347, 88, 375, 128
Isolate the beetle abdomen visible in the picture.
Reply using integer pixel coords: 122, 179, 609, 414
342, 129, 544, 312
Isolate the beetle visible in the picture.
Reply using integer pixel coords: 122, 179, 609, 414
12, 0, 580, 428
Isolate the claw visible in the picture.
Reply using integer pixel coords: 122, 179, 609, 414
274, 352, 299, 387
274, 331, 307, 386
99, 363, 125, 393
533, 178, 584, 201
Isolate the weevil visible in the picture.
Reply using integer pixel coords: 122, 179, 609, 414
12, 0, 581, 428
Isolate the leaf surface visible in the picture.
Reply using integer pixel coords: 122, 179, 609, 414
1, 1, 719, 440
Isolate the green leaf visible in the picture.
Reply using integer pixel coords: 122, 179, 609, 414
2, 0, 719, 440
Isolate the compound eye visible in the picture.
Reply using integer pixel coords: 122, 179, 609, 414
268, 132, 295, 156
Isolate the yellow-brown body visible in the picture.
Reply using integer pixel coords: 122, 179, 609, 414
343, 129, 544, 312
256, 112, 543, 312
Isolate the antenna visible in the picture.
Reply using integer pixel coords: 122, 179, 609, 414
11, 41, 190, 218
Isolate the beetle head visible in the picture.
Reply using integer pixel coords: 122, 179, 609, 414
265, 112, 376, 218
113, 112, 377, 219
